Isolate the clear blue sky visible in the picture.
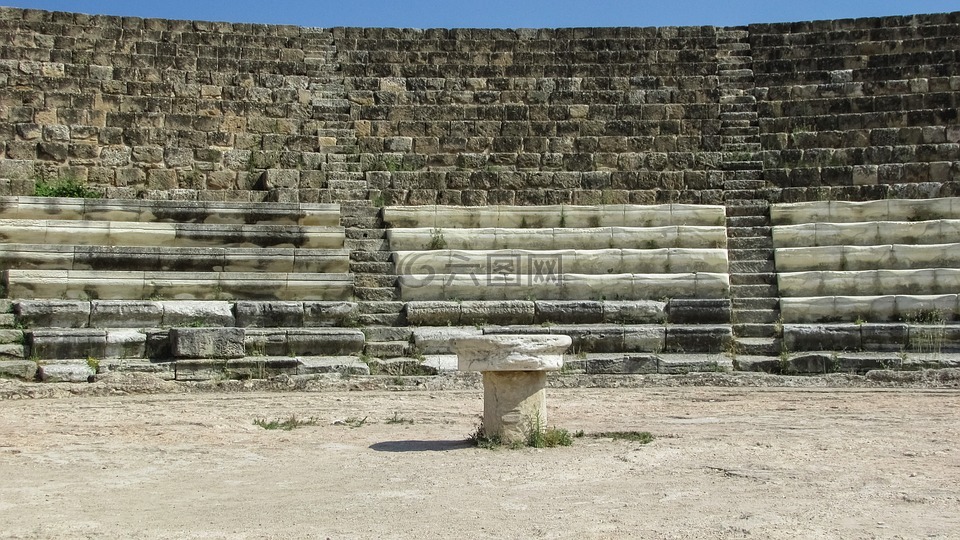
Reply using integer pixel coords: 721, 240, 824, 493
3, 0, 960, 28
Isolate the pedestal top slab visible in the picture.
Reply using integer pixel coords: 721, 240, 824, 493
452, 334, 572, 372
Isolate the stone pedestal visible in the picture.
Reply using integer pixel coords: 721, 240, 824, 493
453, 334, 571, 444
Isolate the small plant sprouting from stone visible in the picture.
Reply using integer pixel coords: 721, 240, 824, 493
467, 418, 574, 450
253, 415, 319, 431
86, 355, 100, 373
34, 176, 100, 198
427, 227, 447, 250
592, 431, 655, 444
385, 412, 414, 425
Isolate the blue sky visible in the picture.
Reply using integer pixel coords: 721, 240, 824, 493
4, 0, 960, 28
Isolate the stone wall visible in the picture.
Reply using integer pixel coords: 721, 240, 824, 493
0, 7, 959, 203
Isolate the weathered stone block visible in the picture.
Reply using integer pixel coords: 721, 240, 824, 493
27, 329, 106, 360
535, 301, 603, 324
405, 301, 461, 326
286, 329, 365, 356
16, 300, 90, 328
297, 356, 370, 375
412, 327, 482, 354
584, 353, 658, 374
303, 302, 360, 327
161, 301, 235, 327
235, 301, 304, 327
460, 301, 535, 325
666, 299, 731, 324
0, 360, 38, 380
244, 329, 288, 357
90, 301, 163, 328
782, 324, 861, 352
602, 300, 667, 324
658, 354, 723, 374
170, 328, 245, 359
664, 325, 732, 353
105, 329, 147, 359
39, 362, 96, 383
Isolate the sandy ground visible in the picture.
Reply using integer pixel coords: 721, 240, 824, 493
1, 377, 959, 539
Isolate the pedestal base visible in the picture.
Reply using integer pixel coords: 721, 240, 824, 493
482, 370, 547, 444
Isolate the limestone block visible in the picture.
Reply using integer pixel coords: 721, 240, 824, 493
602, 300, 667, 323
770, 199, 960, 226
302, 301, 359, 327
583, 353, 658, 374
860, 323, 909, 352
89, 300, 163, 328
453, 334, 571, 371
15, 300, 90, 328
364, 341, 409, 358
658, 354, 723, 374
548, 325, 625, 354
0, 360, 37, 380
0, 243, 76, 269
405, 301, 462, 326
535, 300, 603, 324
779, 244, 960, 273
421, 354, 458, 372
285, 329, 365, 356
483, 370, 547, 443
664, 326, 732, 353
39, 361, 95, 383
782, 324, 862, 352
224, 357, 302, 379
161, 301, 235, 327
297, 356, 369, 375
171, 359, 229, 381
623, 326, 667, 352
105, 329, 147, 359
144, 330, 171, 360
666, 298, 731, 324
0, 342, 25, 360
413, 327, 482, 354
780, 296, 898, 323
779, 269, 959, 297
27, 329, 106, 360
170, 327, 245, 359
244, 329, 288, 357
234, 301, 304, 327
460, 301, 535, 326
5, 270, 146, 300
281, 274, 354, 301
561, 274, 634, 300
894, 295, 958, 322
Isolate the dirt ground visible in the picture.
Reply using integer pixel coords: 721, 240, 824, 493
1, 374, 959, 539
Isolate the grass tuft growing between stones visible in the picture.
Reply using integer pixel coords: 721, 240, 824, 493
34, 177, 100, 198
592, 431, 655, 444
253, 415, 318, 431
467, 419, 575, 450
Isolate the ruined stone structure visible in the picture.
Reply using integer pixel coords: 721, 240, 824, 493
0, 7, 958, 380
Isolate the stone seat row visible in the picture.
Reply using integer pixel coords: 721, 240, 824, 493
772, 198, 960, 334
383, 203, 730, 304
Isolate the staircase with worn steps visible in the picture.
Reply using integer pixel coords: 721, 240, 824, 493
718, 27, 782, 357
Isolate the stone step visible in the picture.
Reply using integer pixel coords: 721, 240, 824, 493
728, 248, 773, 261
732, 297, 780, 310
4, 270, 355, 302
355, 274, 397, 289
722, 143, 763, 153
340, 216, 380, 228
349, 261, 394, 274
726, 204, 770, 217
354, 287, 399, 302
730, 272, 776, 286
723, 179, 766, 191
734, 322, 778, 338
731, 283, 779, 298
350, 251, 392, 263
728, 259, 776, 273
720, 160, 764, 171
0, 197, 341, 226
383, 204, 726, 229
780, 295, 960, 324
725, 169, 765, 181
388, 226, 728, 251
733, 338, 781, 356
0, 244, 350, 274
726, 215, 770, 228
0, 220, 345, 250
728, 236, 773, 249
397, 272, 730, 302
345, 228, 386, 240
733, 309, 779, 324
566, 353, 734, 375
779, 268, 960, 298
404, 299, 673, 326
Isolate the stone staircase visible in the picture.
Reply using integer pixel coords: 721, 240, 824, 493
718, 27, 782, 358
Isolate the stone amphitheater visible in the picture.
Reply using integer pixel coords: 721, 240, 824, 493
0, 6, 959, 383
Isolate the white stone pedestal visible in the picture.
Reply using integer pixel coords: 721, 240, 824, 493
453, 334, 571, 444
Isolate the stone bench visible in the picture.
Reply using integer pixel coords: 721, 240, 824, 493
778, 269, 960, 297
14, 300, 360, 328
396, 272, 729, 301
0, 220, 345, 249
781, 295, 960, 323
0, 196, 341, 226
383, 204, 726, 228
387, 226, 727, 251
392, 248, 728, 275
4, 270, 354, 301
774, 243, 960, 272
25, 327, 365, 361
0, 244, 350, 273
772, 198, 960, 226
773, 220, 960, 248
